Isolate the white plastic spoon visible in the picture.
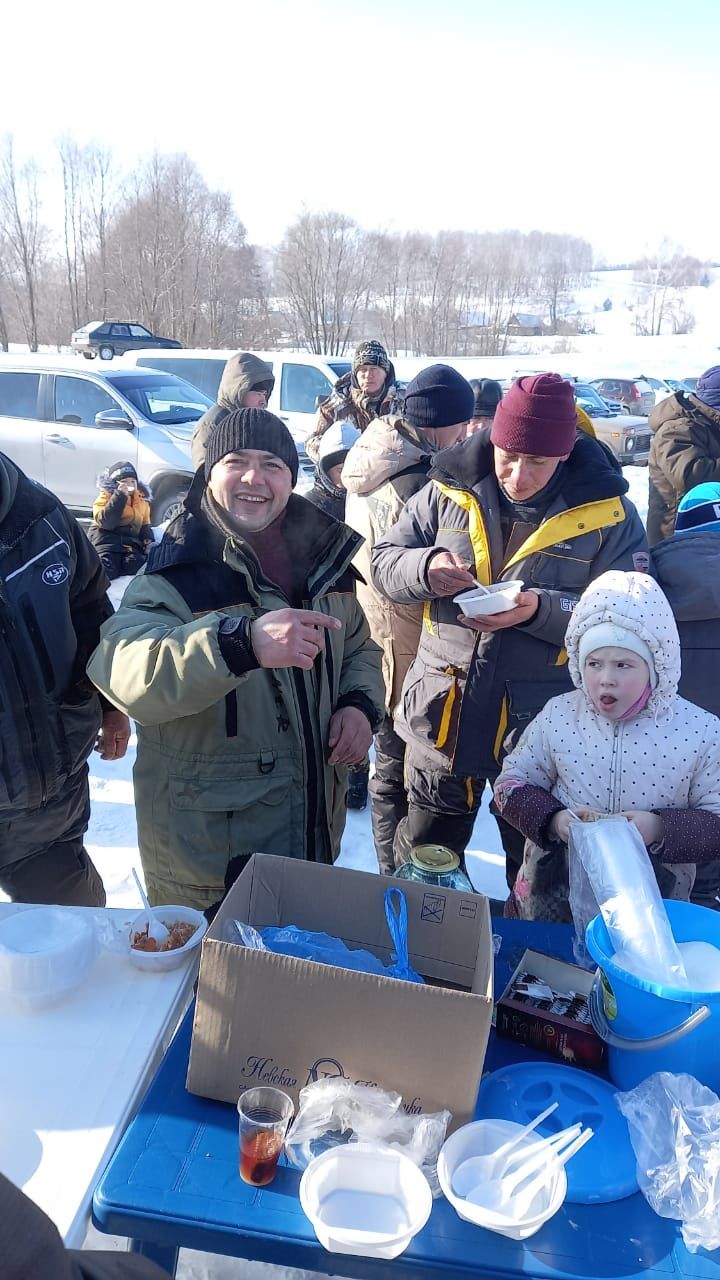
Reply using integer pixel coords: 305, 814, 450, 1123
450, 1102, 559, 1197
452, 1121, 582, 1198
132, 867, 169, 946
467, 1127, 594, 1220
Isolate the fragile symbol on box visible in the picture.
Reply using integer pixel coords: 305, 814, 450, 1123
421, 893, 446, 923
459, 901, 478, 918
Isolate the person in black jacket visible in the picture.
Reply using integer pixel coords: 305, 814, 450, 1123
0, 1170, 172, 1280
652, 481, 720, 909
0, 452, 130, 904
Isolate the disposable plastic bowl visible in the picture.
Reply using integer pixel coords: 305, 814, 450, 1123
454, 580, 523, 618
299, 1142, 433, 1259
438, 1118, 567, 1240
0, 906, 98, 1007
127, 905, 207, 972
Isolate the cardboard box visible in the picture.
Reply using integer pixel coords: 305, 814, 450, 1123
495, 948, 605, 1072
187, 854, 493, 1130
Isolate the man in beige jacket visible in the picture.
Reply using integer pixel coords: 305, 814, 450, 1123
342, 364, 473, 872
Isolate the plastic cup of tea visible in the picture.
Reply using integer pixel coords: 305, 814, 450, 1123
237, 1086, 294, 1186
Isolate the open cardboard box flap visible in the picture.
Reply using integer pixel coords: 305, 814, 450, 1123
187, 854, 494, 1128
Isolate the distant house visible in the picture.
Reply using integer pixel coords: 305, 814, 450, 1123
507, 312, 545, 336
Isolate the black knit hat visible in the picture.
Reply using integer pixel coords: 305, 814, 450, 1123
204, 408, 299, 484
403, 364, 475, 429
470, 378, 504, 419
352, 340, 390, 374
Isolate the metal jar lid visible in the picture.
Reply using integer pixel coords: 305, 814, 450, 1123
409, 844, 460, 873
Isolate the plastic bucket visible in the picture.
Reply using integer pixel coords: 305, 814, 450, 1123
585, 900, 720, 1092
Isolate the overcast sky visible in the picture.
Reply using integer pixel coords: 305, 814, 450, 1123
3, 0, 716, 263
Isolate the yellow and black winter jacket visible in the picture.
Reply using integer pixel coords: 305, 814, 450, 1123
370, 428, 648, 778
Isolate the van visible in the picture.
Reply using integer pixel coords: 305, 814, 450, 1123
0, 360, 212, 522
122, 348, 352, 453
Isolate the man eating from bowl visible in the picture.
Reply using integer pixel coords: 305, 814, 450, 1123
370, 373, 647, 888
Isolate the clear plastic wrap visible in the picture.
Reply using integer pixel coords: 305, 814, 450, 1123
284, 1076, 451, 1196
568, 816, 687, 985
616, 1071, 720, 1252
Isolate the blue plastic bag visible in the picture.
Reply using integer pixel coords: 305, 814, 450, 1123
228, 886, 423, 984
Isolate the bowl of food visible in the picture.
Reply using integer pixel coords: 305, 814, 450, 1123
127, 904, 207, 972
0, 906, 99, 1006
454, 580, 523, 619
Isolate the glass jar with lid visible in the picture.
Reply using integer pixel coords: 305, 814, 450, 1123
394, 844, 474, 891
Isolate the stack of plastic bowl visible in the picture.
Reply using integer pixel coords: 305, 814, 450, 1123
0, 906, 99, 1008
438, 1118, 567, 1240
127, 904, 207, 972
299, 1142, 433, 1259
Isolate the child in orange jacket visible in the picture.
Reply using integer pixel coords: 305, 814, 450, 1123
89, 461, 154, 580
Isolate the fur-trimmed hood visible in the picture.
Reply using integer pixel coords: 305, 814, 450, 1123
565, 570, 680, 719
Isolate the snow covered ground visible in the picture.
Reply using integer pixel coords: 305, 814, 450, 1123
11, 465, 650, 1276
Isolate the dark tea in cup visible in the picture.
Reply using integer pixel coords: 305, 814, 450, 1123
237, 1086, 294, 1187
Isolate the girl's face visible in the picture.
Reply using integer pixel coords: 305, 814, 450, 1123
583, 646, 650, 720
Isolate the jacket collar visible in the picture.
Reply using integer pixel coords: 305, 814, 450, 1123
430, 426, 629, 505
0, 456, 57, 554
147, 469, 363, 598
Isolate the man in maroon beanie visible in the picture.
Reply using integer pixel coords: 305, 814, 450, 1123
371, 373, 648, 890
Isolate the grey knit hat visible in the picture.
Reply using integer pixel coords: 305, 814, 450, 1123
204, 408, 299, 484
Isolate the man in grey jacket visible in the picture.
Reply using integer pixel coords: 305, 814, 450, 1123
371, 374, 649, 887
191, 351, 275, 471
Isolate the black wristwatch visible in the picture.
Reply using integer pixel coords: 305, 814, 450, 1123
217, 615, 260, 675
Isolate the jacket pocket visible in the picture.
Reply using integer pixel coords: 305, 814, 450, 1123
528, 533, 600, 593
401, 662, 466, 762
166, 771, 295, 891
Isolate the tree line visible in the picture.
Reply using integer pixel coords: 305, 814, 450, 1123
0, 134, 701, 357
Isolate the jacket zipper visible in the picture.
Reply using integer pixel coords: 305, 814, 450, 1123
3, 621, 48, 805
609, 721, 623, 812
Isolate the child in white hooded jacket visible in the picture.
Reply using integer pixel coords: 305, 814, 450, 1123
494, 571, 720, 921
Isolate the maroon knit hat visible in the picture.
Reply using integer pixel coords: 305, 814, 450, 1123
490, 373, 577, 457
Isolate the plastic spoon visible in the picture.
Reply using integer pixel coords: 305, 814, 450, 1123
452, 1121, 582, 1198
450, 1102, 559, 1197
132, 867, 169, 946
467, 1127, 594, 1219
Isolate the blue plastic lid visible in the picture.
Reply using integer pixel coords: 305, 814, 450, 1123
476, 1061, 638, 1204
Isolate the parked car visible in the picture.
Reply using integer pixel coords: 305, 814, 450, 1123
574, 382, 650, 466
71, 321, 183, 361
0, 362, 211, 521
664, 377, 692, 394
588, 376, 655, 417
121, 349, 354, 489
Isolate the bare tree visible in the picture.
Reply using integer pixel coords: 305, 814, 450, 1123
276, 211, 379, 354
633, 240, 703, 335
0, 136, 46, 349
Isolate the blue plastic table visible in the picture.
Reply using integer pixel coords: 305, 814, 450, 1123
92, 918, 720, 1278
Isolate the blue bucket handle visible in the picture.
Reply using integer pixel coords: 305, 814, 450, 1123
588, 971, 711, 1052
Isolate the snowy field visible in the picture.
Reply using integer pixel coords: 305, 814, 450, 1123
7, 458, 652, 1275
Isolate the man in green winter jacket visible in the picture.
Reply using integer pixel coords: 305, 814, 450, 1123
88, 408, 384, 910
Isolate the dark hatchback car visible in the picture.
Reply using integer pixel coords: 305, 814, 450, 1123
71, 321, 182, 361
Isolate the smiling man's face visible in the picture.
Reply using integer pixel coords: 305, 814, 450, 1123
208, 448, 293, 531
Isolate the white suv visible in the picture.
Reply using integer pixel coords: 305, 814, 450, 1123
0, 361, 212, 522
122, 349, 352, 487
